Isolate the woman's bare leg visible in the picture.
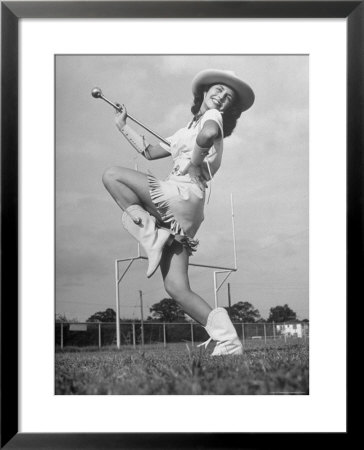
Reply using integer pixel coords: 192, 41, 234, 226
104, 167, 211, 321
102, 166, 162, 219
160, 242, 212, 326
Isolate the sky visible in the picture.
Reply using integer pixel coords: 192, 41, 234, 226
56, 55, 308, 322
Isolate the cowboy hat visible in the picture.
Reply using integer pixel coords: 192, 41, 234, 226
192, 69, 255, 112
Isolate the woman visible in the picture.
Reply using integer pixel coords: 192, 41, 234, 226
103, 69, 254, 355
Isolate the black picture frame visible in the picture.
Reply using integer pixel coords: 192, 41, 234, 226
1, 1, 359, 448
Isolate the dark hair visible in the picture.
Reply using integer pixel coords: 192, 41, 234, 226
190, 84, 242, 137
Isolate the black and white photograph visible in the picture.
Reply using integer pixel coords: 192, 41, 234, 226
2, 0, 355, 443
55, 54, 309, 395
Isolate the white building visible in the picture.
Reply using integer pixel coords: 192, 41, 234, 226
276, 323, 303, 338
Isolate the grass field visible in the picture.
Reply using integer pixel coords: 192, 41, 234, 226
55, 339, 309, 395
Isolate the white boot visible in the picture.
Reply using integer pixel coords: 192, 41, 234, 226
122, 205, 173, 278
200, 307, 243, 356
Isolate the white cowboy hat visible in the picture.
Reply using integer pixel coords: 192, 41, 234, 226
191, 69, 255, 112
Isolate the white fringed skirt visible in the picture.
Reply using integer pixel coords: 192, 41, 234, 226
147, 172, 206, 254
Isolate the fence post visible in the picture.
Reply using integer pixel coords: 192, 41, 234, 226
139, 291, 145, 348
273, 321, 276, 340
190, 323, 194, 346
241, 323, 245, 345
132, 322, 136, 348
163, 322, 167, 348
60, 322, 64, 349
98, 322, 101, 349
264, 323, 267, 345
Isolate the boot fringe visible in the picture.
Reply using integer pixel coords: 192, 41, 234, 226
121, 204, 146, 227
121, 205, 170, 279
197, 337, 212, 349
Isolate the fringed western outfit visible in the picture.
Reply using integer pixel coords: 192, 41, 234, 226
147, 109, 224, 255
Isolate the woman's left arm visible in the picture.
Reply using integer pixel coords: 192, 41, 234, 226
201, 147, 223, 180
191, 120, 221, 166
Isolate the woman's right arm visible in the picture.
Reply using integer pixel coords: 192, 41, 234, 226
143, 144, 171, 160
115, 106, 171, 160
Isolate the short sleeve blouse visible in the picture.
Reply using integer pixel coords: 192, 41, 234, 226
159, 109, 224, 164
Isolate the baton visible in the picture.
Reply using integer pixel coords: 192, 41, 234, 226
91, 87, 170, 147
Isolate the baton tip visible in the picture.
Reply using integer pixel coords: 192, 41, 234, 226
91, 87, 102, 98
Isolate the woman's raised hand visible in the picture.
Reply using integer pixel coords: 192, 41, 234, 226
115, 103, 127, 131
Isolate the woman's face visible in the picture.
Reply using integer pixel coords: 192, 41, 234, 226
201, 83, 236, 113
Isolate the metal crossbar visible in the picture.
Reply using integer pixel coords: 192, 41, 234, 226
137, 255, 237, 272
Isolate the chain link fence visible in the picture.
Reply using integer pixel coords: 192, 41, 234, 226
55, 321, 309, 350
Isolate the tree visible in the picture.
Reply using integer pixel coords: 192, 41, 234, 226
148, 298, 186, 322
267, 304, 297, 323
55, 313, 78, 323
226, 302, 261, 322
86, 308, 116, 323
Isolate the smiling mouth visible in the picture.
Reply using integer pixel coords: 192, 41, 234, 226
211, 98, 222, 107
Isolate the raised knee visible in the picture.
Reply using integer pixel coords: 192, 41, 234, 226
102, 166, 123, 189
102, 167, 115, 188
